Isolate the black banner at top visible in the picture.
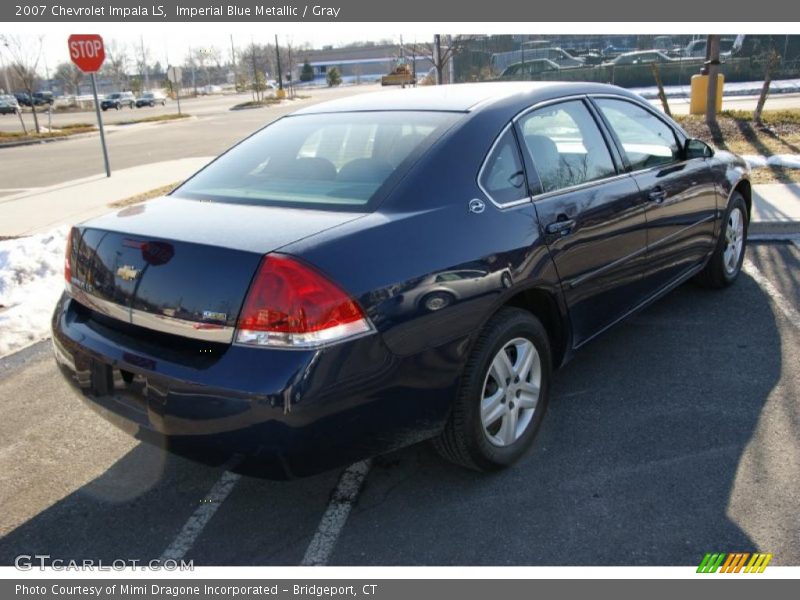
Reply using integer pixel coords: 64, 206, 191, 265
3, 0, 800, 22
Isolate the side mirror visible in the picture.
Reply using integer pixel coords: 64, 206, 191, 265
685, 138, 714, 160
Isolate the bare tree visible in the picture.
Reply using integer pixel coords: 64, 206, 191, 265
103, 41, 130, 91
754, 49, 780, 125
408, 35, 470, 85
243, 43, 268, 101
191, 46, 220, 87
1, 34, 44, 133
136, 38, 151, 91
54, 61, 84, 98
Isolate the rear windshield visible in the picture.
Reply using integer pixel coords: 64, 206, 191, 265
173, 111, 460, 211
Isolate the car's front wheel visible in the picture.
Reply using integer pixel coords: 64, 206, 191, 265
695, 191, 748, 288
433, 307, 551, 471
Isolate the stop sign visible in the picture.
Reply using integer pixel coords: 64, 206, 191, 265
68, 34, 105, 73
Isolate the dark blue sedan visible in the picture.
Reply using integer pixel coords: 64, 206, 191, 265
53, 82, 751, 477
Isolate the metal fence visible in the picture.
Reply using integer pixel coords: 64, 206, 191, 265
452, 35, 800, 89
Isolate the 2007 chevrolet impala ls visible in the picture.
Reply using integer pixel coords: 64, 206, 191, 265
52, 82, 750, 477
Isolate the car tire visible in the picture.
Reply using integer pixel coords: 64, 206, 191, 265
695, 191, 748, 289
420, 291, 455, 312
433, 307, 551, 472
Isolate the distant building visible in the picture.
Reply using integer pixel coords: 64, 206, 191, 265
296, 44, 431, 83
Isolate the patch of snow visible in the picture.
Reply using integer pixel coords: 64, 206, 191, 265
769, 154, 800, 169
742, 154, 800, 169
742, 155, 769, 169
632, 78, 800, 100
0, 227, 68, 357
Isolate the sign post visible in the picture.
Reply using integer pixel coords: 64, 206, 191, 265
68, 34, 110, 177
167, 66, 183, 115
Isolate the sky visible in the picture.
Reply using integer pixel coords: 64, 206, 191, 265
3, 22, 795, 75
4, 23, 433, 73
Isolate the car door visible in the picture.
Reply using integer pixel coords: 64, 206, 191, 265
515, 98, 650, 347
592, 97, 718, 290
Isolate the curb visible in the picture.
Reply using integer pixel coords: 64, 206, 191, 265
750, 221, 800, 235
0, 132, 99, 149
0, 115, 196, 149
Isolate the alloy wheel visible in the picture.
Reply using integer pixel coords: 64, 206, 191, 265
723, 206, 745, 276
480, 337, 541, 447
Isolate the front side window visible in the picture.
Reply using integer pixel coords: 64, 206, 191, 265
479, 127, 527, 206
517, 100, 617, 194
594, 98, 680, 171
174, 111, 460, 211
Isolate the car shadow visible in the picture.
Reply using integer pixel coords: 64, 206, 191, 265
330, 268, 787, 565
0, 264, 787, 566
0, 437, 341, 566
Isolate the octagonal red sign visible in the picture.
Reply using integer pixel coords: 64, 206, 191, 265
68, 34, 105, 73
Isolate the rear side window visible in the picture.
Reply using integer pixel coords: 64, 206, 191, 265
479, 127, 527, 206
174, 111, 459, 211
594, 98, 680, 171
517, 100, 617, 194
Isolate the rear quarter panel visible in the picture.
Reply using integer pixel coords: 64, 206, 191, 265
281, 109, 564, 362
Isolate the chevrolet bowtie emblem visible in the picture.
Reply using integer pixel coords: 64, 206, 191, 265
116, 265, 140, 281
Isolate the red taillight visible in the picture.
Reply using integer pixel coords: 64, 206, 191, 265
236, 255, 372, 348
64, 228, 75, 287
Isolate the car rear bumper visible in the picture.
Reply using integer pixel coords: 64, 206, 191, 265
52, 293, 456, 477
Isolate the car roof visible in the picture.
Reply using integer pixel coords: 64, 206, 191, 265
292, 81, 641, 115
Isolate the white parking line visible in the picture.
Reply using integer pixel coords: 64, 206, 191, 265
743, 258, 800, 331
159, 470, 242, 562
300, 459, 372, 566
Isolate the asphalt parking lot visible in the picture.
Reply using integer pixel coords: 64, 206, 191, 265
0, 241, 797, 567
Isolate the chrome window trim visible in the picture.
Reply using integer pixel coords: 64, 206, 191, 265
476, 121, 531, 210
588, 92, 690, 139
589, 94, 689, 172
513, 94, 630, 200
530, 172, 636, 202
67, 285, 236, 343
511, 93, 591, 124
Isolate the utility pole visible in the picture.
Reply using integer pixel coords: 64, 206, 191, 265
0, 45, 9, 93
230, 34, 237, 88
433, 34, 442, 85
251, 43, 259, 100
140, 35, 149, 90
448, 35, 455, 84
705, 35, 721, 124
275, 34, 283, 91
188, 45, 196, 95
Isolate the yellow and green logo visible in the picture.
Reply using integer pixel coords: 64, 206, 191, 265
697, 552, 773, 573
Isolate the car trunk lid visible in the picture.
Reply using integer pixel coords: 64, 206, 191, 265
68, 197, 364, 342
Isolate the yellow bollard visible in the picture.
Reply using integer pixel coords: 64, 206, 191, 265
689, 73, 724, 115
276, 88, 287, 100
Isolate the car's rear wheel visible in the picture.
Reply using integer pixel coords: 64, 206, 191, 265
695, 191, 748, 288
433, 307, 551, 471
420, 291, 454, 312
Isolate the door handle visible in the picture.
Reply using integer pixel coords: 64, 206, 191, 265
648, 187, 668, 203
545, 217, 576, 236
